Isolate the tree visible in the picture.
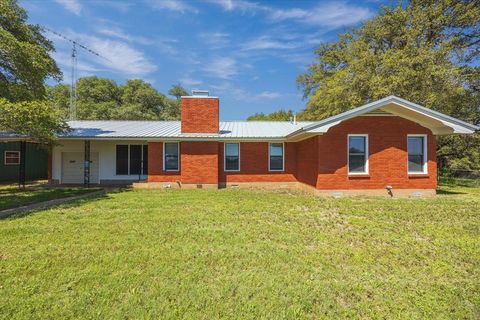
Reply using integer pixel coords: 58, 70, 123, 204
247, 109, 295, 121
46, 78, 185, 121
297, 0, 480, 171
168, 83, 188, 99
0, 0, 61, 101
0, 98, 69, 145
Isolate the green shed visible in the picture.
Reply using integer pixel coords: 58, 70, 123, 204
0, 142, 48, 182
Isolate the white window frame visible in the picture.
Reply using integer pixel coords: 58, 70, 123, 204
115, 144, 148, 176
224, 142, 240, 172
4, 151, 20, 165
407, 134, 428, 174
163, 142, 180, 172
268, 142, 285, 172
347, 134, 369, 175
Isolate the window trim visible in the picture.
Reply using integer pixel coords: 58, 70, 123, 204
224, 142, 240, 172
115, 144, 148, 176
163, 142, 180, 172
347, 134, 369, 175
4, 151, 20, 166
268, 142, 285, 172
407, 134, 428, 174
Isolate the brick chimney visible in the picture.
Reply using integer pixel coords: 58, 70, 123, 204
181, 90, 219, 134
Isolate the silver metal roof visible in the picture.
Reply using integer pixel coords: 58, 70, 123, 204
59, 120, 314, 140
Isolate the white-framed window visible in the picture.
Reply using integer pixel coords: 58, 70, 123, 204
348, 134, 368, 174
115, 144, 148, 175
164, 142, 179, 171
224, 143, 240, 172
407, 134, 428, 174
269, 142, 284, 171
4, 151, 20, 165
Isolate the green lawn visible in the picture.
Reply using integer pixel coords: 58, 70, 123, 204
0, 184, 98, 211
0, 180, 479, 319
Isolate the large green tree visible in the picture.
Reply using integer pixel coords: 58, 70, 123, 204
297, 0, 480, 172
0, 0, 61, 101
247, 109, 295, 121
47, 77, 185, 121
0, 0, 67, 145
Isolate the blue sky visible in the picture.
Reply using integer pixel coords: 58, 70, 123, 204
22, 0, 390, 120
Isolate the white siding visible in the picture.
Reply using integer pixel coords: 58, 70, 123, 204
52, 140, 148, 182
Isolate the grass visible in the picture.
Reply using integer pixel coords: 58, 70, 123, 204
0, 179, 479, 319
0, 184, 99, 211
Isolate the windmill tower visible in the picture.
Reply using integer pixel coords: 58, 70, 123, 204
44, 28, 108, 120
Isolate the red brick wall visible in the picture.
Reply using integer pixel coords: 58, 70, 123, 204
147, 141, 218, 184
219, 142, 297, 183
316, 116, 437, 190
181, 142, 218, 184
295, 136, 319, 187
147, 142, 181, 183
181, 97, 219, 133
148, 116, 437, 190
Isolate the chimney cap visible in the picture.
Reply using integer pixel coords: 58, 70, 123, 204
191, 89, 209, 97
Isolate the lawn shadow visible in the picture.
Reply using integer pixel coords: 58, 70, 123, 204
436, 189, 465, 195
0, 188, 133, 220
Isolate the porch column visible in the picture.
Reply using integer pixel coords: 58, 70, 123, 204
84, 140, 90, 187
18, 140, 26, 188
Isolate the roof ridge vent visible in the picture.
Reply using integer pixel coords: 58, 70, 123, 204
192, 89, 209, 97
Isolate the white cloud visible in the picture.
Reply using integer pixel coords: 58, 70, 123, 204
94, 1, 133, 13
241, 36, 300, 51
269, 2, 373, 28
199, 32, 230, 49
203, 57, 237, 79
207, 0, 372, 28
256, 91, 281, 99
147, 0, 198, 13
180, 76, 203, 87
50, 30, 157, 77
54, 0, 82, 15
96, 27, 153, 45
205, 0, 263, 12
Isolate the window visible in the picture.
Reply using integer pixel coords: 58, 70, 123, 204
269, 143, 284, 171
224, 143, 240, 171
164, 142, 179, 171
408, 135, 427, 174
116, 144, 148, 175
348, 135, 368, 174
4, 151, 20, 165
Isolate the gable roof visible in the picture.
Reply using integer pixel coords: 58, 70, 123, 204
288, 96, 478, 140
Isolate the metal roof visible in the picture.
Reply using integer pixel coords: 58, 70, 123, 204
59, 120, 314, 140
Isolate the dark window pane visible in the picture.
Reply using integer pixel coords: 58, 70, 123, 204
116, 145, 128, 175
269, 143, 284, 171
408, 137, 425, 172
225, 143, 239, 156
225, 143, 239, 171
349, 136, 365, 153
130, 145, 141, 175
408, 155, 424, 172
408, 137, 424, 155
142, 145, 148, 175
225, 156, 239, 171
164, 143, 179, 171
349, 155, 366, 172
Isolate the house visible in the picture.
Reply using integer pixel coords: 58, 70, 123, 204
19, 93, 480, 196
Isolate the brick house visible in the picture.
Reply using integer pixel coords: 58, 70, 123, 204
45, 93, 477, 196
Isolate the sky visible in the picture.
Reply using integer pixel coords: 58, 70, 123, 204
22, 0, 392, 120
